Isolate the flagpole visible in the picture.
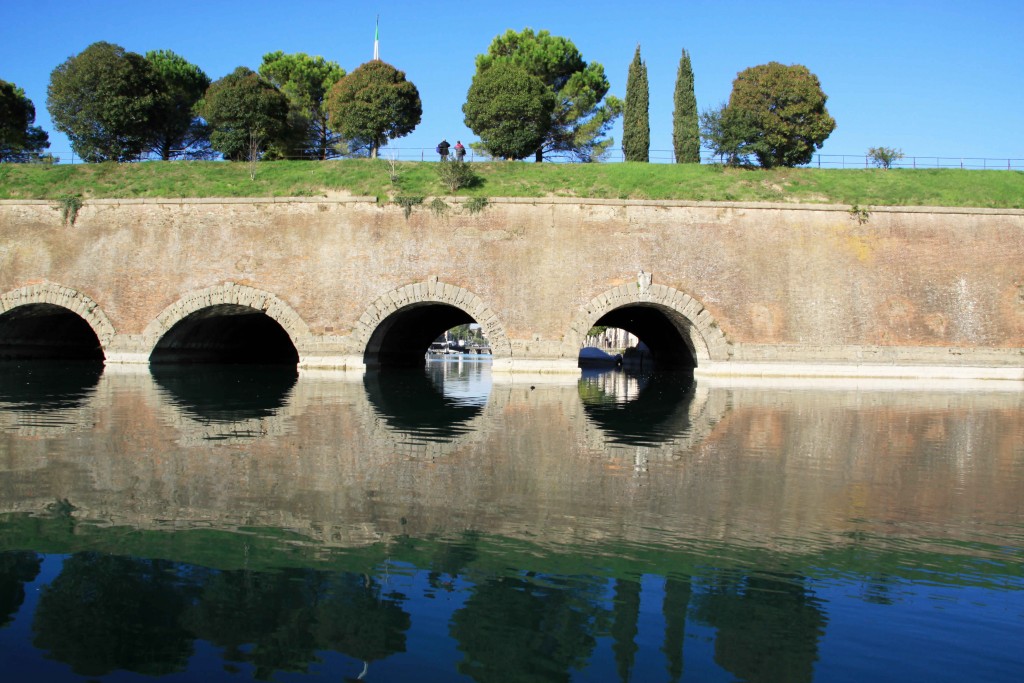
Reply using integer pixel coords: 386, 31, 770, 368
374, 15, 379, 60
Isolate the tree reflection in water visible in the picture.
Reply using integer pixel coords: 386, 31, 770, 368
184, 568, 409, 680
0, 551, 41, 628
29, 554, 411, 681
2, 367, 1022, 681
32, 553, 193, 677
692, 570, 827, 683
451, 574, 604, 683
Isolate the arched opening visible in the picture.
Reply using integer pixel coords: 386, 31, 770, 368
584, 304, 699, 371
364, 303, 482, 369
149, 304, 299, 364
0, 304, 104, 360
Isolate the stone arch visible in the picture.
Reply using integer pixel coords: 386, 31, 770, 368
0, 283, 116, 350
144, 283, 310, 351
567, 282, 730, 364
352, 278, 513, 361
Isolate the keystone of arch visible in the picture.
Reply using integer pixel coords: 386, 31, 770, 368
0, 283, 117, 348
144, 283, 311, 348
352, 279, 513, 358
566, 283, 730, 362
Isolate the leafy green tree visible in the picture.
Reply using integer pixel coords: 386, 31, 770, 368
0, 80, 50, 162
463, 61, 554, 160
325, 60, 422, 159
723, 62, 836, 168
198, 67, 290, 161
144, 50, 211, 160
47, 41, 161, 162
867, 146, 904, 169
672, 48, 700, 163
259, 51, 348, 159
699, 102, 751, 165
622, 45, 649, 162
474, 28, 622, 162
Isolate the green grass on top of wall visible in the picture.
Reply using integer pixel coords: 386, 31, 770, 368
0, 159, 1022, 208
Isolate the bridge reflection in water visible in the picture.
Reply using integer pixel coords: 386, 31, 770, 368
0, 362, 1022, 682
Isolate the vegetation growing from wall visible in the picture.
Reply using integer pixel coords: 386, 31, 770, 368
56, 194, 82, 226
0, 159, 1021, 209
393, 194, 423, 218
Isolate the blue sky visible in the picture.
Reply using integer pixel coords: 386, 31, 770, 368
3, 0, 1022, 163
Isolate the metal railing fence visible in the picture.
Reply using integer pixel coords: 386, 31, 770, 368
19, 148, 1024, 170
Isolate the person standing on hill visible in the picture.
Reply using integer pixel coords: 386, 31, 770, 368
437, 139, 450, 160
454, 140, 466, 161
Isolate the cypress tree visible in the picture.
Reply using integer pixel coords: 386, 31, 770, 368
672, 48, 700, 163
622, 44, 649, 162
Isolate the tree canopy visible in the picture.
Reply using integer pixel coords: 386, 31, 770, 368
47, 41, 161, 162
672, 49, 700, 163
0, 79, 50, 162
723, 62, 836, 168
325, 60, 421, 159
259, 51, 347, 159
144, 50, 212, 160
474, 28, 622, 162
622, 45, 649, 162
198, 67, 290, 161
463, 62, 554, 160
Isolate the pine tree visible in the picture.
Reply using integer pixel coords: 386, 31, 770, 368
622, 45, 649, 162
672, 48, 700, 163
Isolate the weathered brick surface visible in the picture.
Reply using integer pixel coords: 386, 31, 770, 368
1, 197, 1022, 370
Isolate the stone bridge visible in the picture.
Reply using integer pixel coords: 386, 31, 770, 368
1, 196, 1022, 380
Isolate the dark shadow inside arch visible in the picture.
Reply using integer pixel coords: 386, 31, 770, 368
0, 304, 104, 361
579, 369, 697, 447
149, 305, 299, 365
582, 305, 699, 371
363, 368, 484, 444
364, 303, 476, 369
150, 364, 297, 423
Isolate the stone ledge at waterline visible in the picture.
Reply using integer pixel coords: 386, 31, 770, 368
1, 197, 1022, 380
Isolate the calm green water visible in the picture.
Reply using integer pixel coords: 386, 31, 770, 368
1, 359, 1022, 682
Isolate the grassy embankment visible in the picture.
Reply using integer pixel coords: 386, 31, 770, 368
0, 159, 1022, 208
